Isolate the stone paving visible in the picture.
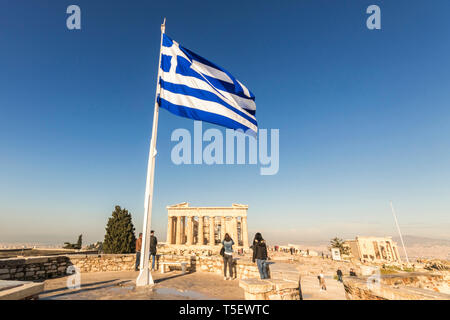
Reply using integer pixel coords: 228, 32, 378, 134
40, 270, 245, 300
39, 268, 346, 300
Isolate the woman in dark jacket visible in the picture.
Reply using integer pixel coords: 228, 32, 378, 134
252, 232, 269, 279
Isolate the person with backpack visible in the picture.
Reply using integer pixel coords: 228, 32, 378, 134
221, 233, 234, 280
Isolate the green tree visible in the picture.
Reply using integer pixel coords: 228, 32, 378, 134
63, 242, 76, 249
76, 234, 82, 249
330, 237, 350, 256
103, 206, 136, 254
63, 234, 82, 249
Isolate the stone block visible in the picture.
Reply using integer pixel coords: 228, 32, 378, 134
270, 279, 298, 291
0, 274, 11, 280
25, 257, 49, 264
239, 279, 273, 294
0, 269, 9, 275
244, 292, 268, 300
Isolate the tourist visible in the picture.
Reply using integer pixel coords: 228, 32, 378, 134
336, 268, 343, 282
135, 233, 142, 271
252, 232, 269, 279
150, 230, 157, 271
222, 233, 234, 280
349, 268, 357, 277
318, 270, 327, 291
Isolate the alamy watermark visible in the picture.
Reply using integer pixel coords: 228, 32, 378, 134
66, 265, 81, 289
170, 121, 279, 176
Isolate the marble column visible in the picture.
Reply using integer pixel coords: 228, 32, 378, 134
231, 217, 238, 244
167, 216, 173, 244
176, 216, 182, 245
241, 216, 249, 247
186, 216, 193, 245
209, 216, 215, 246
220, 216, 226, 241
198, 216, 204, 245
181, 216, 186, 244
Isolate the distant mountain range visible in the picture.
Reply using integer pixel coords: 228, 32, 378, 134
393, 235, 450, 247
391, 235, 450, 260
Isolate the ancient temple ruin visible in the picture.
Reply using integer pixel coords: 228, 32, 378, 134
344, 236, 402, 263
165, 203, 249, 248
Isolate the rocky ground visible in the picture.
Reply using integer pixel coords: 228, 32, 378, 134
39, 253, 447, 300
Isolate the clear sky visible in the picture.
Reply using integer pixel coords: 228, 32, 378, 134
1, 0, 449, 246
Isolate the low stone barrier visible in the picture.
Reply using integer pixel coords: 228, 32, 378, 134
0, 254, 136, 281
239, 278, 300, 300
157, 255, 263, 279
0, 280, 44, 300
0, 256, 71, 281
0, 253, 264, 281
68, 254, 135, 273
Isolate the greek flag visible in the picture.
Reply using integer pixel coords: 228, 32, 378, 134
158, 34, 257, 134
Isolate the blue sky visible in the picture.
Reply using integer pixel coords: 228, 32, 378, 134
1, 0, 449, 245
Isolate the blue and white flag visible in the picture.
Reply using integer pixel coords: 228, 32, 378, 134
158, 34, 257, 134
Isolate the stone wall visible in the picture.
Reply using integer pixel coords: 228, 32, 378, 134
0, 253, 262, 281
0, 254, 136, 281
0, 256, 71, 281
157, 254, 264, 279
68, 254, 135, 273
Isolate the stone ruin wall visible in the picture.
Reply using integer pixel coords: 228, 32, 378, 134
0, 256, 72, 281
0, 252, 263, 281
0, 254, 136, 281
343, 272, 450, 300
158, 254, 263, 279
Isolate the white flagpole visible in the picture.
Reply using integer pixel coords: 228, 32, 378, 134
136, 18, 166, 287
389, 201, 410, 265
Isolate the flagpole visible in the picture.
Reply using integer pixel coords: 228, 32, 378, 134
136, 18, 166, 287
389, 201, 410, 265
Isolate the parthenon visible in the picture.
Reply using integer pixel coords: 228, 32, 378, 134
165, 203, 249, 248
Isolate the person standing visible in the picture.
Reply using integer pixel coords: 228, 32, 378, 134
252, 233, 269, 279
135, 233, 142, 271
337, 268, 343, 283
150, 230, 157, 271
318, 270, 327, 291
222, 233, 234, 280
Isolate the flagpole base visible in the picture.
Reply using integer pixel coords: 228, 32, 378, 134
136, 267, 154, 286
